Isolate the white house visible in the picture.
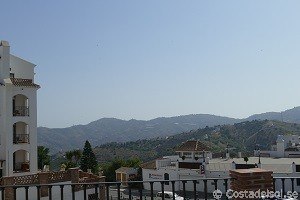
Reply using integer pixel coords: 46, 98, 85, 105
0, 40, 40, 178
254, 135, 300, 158
115, 167, 138, 186
142, 140, 215, 193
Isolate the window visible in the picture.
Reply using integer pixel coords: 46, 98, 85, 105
164, 173, 169, 185
296, 165, 300, 172
183, 152, 192, 158
297, 178, 300, 186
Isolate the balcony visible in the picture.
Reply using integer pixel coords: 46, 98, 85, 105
13, 134, 30, 144
13, 106, 29, 116
13, 150, 30, 173
13, 94, 29, 117
13, 122, 29, 144
13, 162, 30, 173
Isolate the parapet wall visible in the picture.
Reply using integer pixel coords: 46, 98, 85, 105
0, 168, 105, 200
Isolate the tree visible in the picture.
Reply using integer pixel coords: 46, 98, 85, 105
101, 158, 124, 181
128, 167, 143, 189
63, 149, 82, 170
73, 149, 82, 165
100, 158, 141, 182
38, 146, 50, 170
80, 141, 98, 173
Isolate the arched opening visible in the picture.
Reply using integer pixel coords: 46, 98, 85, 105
13, 122, 29, 144
13, 150, 30, 173
12, 94, 29, 116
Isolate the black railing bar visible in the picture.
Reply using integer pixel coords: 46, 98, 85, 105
60, 185, 64, 200
71, 184, 76, 200
182, 180, 187, 199
105, 183, 110, 200
83, 184, 87, 200
48, 185, 53, 200
13, 186, 17, 200
116, 183, 120, 200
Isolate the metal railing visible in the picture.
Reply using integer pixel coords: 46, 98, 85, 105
13, 106, 29, 116
13, 162, 30, 172
13, 134, 30, 144
0, 177, 298, 200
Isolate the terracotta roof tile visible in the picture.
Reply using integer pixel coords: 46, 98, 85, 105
115, 167, 137, 173
175, 140, 210, 152
11, 78, 40, 88
140, 160, 156, 169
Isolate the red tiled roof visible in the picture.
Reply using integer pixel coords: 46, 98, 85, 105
140, 160, 156, 169
11, 78, 40, 88
115, 167, 137, 173
175, 140, 210, 152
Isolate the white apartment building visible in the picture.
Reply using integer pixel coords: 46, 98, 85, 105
0, 40, 40, 177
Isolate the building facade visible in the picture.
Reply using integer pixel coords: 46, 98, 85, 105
254, 135, 300, 158
0, 40, 40, 177
142, 140, 300, 194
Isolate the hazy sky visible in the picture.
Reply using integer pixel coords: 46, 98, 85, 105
1, 1, 300, 128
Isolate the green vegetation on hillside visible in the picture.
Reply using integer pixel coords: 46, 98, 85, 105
49, 120, 300, 173
93, 120, 300, 163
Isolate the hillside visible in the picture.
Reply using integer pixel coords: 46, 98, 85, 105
93, 120, 300, 164
38, 114, 238, 153
246, 107, 300, 123
38, 106, 300, 153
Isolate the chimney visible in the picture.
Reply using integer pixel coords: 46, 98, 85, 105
205, 157, 210, 164
0, 40, 10, 80
230, 168, 273, 194
238, 152, 242, 158
226, 152, 230, 159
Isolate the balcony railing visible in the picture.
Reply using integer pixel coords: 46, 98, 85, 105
13, 162, 30, 173
0, 177, 298, 200
13, 134, 30, 144
13, 106, 29, 116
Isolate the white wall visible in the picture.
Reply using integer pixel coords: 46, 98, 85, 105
10, 55, 35, 80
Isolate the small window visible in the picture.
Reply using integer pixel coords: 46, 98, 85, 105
164, 173, 169, 185
297, 179, 300, 186
10, 73, 14, 78
183, 152, 192, 158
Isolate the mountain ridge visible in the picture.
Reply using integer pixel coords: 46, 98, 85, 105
38, 106, 300, 153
